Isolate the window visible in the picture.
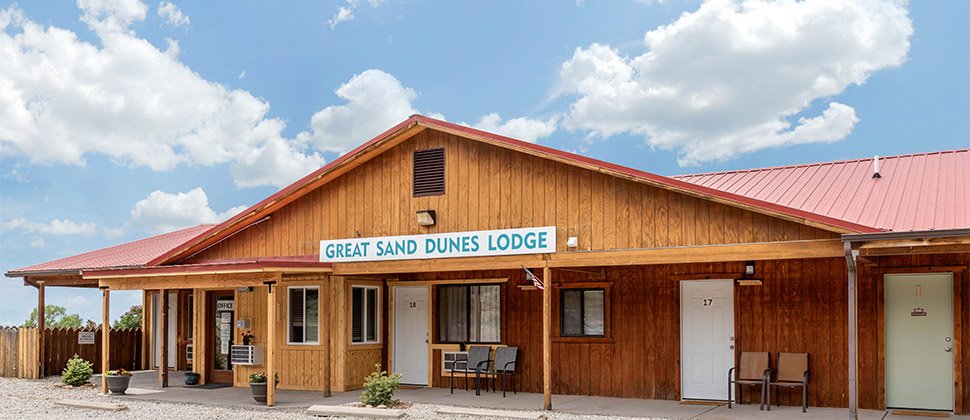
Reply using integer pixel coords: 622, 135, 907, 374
560, 289, 605, 337
287, 286, 320, 344
437, 284, 501, 343
352, 286, 379, 344
413, 148, 445, 197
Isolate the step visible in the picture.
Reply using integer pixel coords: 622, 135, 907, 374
436, 406, 542, 419
54, 399, 127, 412
307, 405, 406, 419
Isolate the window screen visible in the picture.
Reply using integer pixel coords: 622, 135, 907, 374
288, 286, 320, 344
437, 284, 501, 343
352, 286, 379, 344
560, 289, 605, 337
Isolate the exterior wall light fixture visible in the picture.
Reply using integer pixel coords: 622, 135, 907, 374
416, 210, 436, 226
745, 261, 755, 275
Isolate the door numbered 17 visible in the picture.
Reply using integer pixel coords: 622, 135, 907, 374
702, 298, 713, 307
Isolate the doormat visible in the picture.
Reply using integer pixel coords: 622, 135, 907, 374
680, 400, 726, 406
191, 383, 232, 390
398, 385, 424, 390
891, 410, 950, 418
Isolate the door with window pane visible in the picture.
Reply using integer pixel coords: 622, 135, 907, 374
208, 291, 234, 384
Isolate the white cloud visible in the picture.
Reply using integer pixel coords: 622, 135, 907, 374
66, 295, 92, 308
557, 0, 912, 165
0, 3, 324, 188
127, 187, 248, 234
157, 1, 189, 27
328, 0, 387, 29
238, 70, 246, 80
29, 238, 44, 247
468, 113, 560, 143
2, 168, 27, 183
102, 227, 125, 239
5, 217, 97, 236
297, 69, 420, 154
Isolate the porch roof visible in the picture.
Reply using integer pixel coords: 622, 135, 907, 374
81, 255, 330, 279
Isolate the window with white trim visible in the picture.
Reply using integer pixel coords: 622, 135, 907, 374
287, 286, 320, 344
352, 286, 379, 344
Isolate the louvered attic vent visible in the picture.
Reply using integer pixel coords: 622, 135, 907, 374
413, 148, 445, 197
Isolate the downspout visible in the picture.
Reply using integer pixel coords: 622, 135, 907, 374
844, 240, 858, 420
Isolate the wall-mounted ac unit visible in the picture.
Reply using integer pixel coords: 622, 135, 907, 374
230, 345, 263, 366
442, 351, 468, 372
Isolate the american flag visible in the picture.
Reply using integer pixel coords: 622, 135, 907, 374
522, 266, 544, 290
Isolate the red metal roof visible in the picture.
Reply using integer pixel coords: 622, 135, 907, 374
6, 224, 215, 275
674, 149, 970, 232
150, 115, 881, 265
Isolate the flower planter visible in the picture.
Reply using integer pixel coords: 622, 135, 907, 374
184, 372, 200, 385
249, 382, 267, 404
104, 375, 131, 395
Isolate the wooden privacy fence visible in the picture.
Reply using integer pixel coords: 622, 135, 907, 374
0, 327, 142, 378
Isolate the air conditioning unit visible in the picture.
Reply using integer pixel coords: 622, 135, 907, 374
230, 345, 263, 366
186, 344, 193, 362
442, 351, 468, 372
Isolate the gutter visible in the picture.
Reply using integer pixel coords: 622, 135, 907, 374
4, 268, 82, 278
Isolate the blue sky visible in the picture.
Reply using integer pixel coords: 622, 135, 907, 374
1, 0, 967, 326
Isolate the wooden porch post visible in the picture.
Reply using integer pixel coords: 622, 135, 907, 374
323, 275, 331, 398
100, 287, 110, 394
266, 280, 277, 406
542, 266, 552, 410
160, 289, 168, 388
37, 281, 45, 378
192, 288, 206, 384
844, 242, 858, 419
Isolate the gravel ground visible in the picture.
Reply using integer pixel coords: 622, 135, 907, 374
0, 376, 662, 420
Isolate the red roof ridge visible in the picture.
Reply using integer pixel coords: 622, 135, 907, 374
673, 149, 970, 180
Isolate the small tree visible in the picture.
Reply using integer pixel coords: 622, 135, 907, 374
61, 354, 93, 386
23, 305, 87, 328
360, 363, 402, 407
113, 305, 142, 330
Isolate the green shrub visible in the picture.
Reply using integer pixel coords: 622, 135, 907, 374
62, 354, 93, 386
359, 363, 402, 407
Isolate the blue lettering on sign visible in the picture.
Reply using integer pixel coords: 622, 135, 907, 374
407, 240, 417, 255
325, 244, 336, 258
538, 232, 548, 248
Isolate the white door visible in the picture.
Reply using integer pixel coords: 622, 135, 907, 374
394, 286, 429, 385
885, 273, 954, 411
681, 279, 735, 401
152, 292, 177, 369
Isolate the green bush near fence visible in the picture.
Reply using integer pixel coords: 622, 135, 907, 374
62, 354, 93, 386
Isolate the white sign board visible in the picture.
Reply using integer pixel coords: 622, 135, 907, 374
78, 331, 95, 345
320, 226, 556, 263
216, 301, 234, 311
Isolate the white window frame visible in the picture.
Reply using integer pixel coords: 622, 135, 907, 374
287, 286, 320, 345
352, 285, 380, 345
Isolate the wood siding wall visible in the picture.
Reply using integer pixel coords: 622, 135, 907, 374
189, 129, 836, 263
401, 255, 968, 413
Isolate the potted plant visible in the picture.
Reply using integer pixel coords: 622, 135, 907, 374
103, 369, 133, 395
248, 372, 279, 404
241, 330, 255, 345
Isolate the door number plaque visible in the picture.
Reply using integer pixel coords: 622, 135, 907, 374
911, 307, 927, 317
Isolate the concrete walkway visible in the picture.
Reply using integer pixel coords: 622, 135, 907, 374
100, 371, 967, 420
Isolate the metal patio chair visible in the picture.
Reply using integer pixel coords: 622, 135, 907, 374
727, 351, 771, 410
475, 346, 518, 397
450, 345, 491, 394
767, 352, 809, 413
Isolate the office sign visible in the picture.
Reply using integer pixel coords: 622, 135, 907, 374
78, 331, 95, 345
320, 226, 556, 263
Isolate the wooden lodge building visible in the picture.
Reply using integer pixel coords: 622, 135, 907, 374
7, 115, 969, 418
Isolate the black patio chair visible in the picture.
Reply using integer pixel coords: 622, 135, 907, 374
449, 345, 491, 394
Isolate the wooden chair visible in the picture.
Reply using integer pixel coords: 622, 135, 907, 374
450, 346, 490, 394
767, 352, 809, 413
476, 346, 518, 396
727, 351, 770, 410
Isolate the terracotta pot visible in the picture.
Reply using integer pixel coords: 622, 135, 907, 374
249, 382, 267, 404
105, 375, 131, 395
